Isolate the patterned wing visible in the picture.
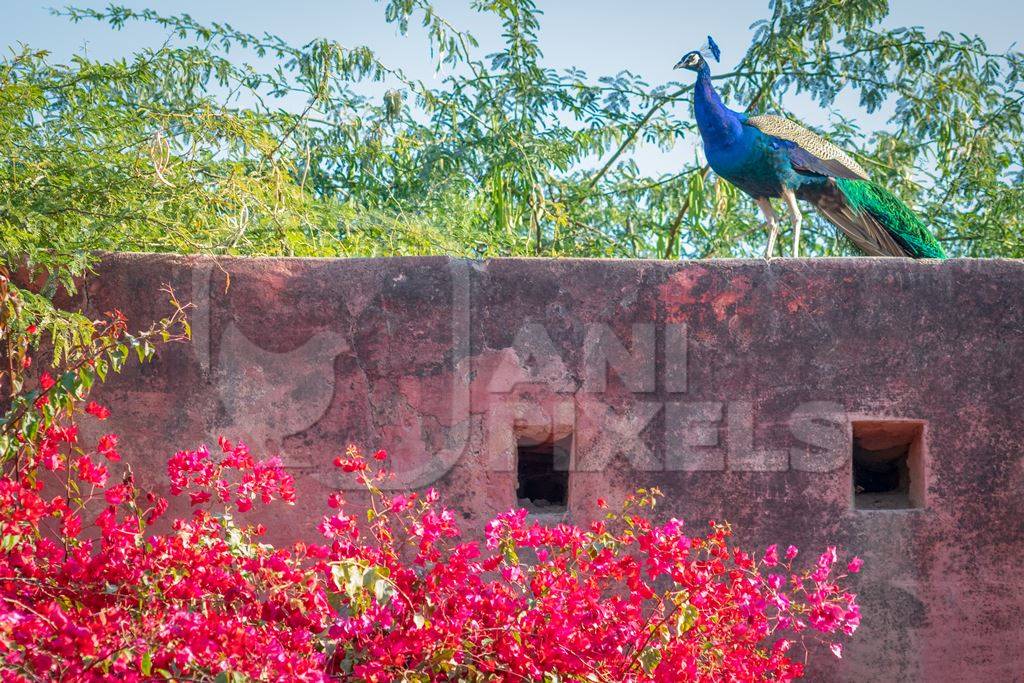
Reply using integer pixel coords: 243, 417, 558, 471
746, 114, 870, 181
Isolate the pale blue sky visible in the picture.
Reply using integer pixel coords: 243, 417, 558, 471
5, 1, 1022, 174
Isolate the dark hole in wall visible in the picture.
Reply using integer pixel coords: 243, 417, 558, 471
852, 421, 924, 510
516, 435, 571, 512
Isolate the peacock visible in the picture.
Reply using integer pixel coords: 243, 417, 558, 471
674, 37, 946, 259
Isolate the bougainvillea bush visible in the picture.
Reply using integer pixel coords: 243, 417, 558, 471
0, 281, 861, 681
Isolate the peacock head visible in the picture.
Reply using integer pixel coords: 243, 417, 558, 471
674, 35, 720, 73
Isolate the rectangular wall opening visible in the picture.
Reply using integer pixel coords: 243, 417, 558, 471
852, 420, 925, 510
516, 435, 571, 513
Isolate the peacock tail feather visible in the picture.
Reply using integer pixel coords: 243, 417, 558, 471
834, 178, 946, 259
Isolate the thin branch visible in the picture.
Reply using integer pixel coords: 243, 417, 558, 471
661, 166, 711, 259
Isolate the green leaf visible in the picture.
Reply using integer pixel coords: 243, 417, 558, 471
676, 602, 699, 635
59, 370, 77, 391
638, 646, 662, 674
372, 578, 393, 604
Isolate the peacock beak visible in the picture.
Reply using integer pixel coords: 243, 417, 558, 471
673, 59, 686, 70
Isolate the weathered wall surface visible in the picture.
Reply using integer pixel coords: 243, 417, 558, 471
72, 253, 1023, 681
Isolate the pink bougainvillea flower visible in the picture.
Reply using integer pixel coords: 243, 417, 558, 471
97, 433, 120, 461
0, 332, 861, 683
335, 458, 367, 472
85, 401, 111, 420
61, 513, 82, 538
75, 455, 108, 486
93, 504, 116, 531
104, 483, 132, 505
189, 490, 212, 506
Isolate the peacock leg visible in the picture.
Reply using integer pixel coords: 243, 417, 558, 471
781, 187, 803, 257
755, 198, 780, 260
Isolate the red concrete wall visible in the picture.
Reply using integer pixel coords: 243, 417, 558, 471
71, 253, 1024, 681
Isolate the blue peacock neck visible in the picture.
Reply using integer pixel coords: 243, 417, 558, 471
693, 67, 744, 148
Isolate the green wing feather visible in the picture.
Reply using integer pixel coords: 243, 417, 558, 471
835, 178, 946, 259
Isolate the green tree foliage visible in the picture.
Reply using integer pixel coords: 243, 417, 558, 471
2, 0, 1023, 294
